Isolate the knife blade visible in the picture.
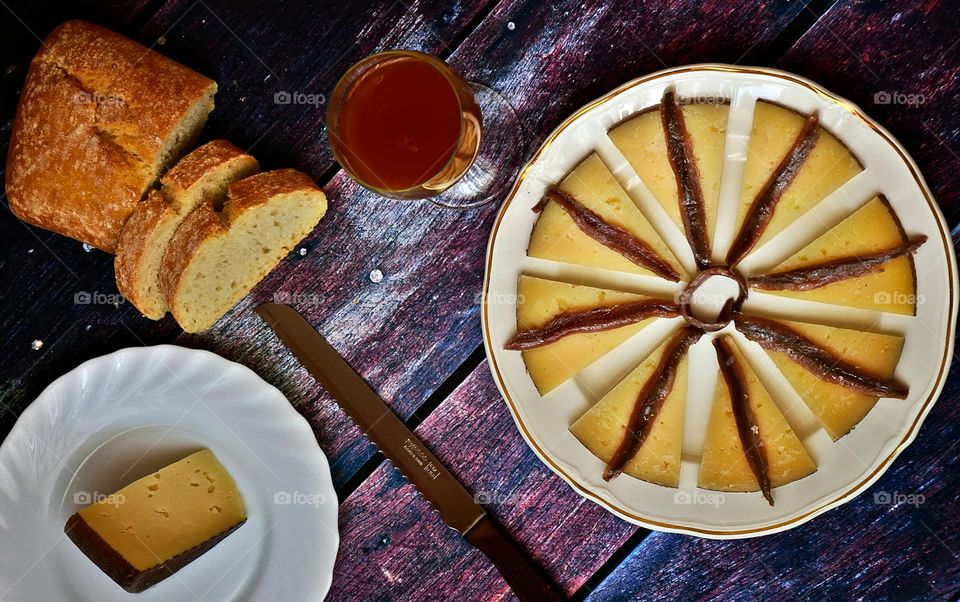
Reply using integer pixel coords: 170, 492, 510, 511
256, 303, 564, 601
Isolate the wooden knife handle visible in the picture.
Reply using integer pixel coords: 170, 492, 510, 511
464, 515, 565, 601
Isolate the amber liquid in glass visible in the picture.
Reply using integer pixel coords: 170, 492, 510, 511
328, 51, 482, 199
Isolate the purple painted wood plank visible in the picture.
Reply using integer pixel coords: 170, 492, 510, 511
586, 234, 960, 602
173, 0, 817, 491
776, 0, 960, 227
329, 361, 636, 600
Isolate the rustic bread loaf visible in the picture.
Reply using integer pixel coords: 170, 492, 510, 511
115, 140, 259, 319
160, 169, 327, 332
5, 20, 217, 253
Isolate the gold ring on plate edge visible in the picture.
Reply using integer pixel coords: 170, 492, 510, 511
480, 63, 959, 538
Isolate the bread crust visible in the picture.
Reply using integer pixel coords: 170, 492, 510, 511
5, 20, 216, 252
114, 140, 258, 318
161, 169, 326, 331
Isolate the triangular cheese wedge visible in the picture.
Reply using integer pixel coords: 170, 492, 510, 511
758, 197, 918, 315
699, 338, 815, 493
516, 275, 664, 394
753, 318, 904, 439
609, 102, 729, 250
528, 153, 682, 278
570, 331, 688, 486
732, 101, 863, 254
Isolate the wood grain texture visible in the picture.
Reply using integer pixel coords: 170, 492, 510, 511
139, 0, 494, 176
777, 0, 960, 227
586, 232, 960, 602
329, 361, 636, 600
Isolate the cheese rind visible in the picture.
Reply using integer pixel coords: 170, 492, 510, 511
699, 338, 816, 492
570, 333, 688, 486
65, 449, 246, 592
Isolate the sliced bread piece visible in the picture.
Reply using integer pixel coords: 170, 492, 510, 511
115, 140, 259, 319
5, 20, 217, 252
160, 169, 327, 332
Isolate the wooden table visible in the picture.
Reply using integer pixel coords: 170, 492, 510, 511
1, 0, 958, 599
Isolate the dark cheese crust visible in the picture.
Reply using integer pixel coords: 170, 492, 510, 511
64, 512, 246, 593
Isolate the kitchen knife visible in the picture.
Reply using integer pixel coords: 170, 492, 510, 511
256, 303, 564, 602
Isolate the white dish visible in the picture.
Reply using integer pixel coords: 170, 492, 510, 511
0, 345, 338, 599
482, 64, 958, 538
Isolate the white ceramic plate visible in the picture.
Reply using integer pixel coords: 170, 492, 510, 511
482, 64, 958, 538
0, 345, 338, 599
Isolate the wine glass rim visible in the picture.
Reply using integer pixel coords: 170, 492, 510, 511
326, 49, 472, 199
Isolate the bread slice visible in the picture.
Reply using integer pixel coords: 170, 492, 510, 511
160, 169, 327, 332
5, 20, 216, 252
115, 140, 259, 319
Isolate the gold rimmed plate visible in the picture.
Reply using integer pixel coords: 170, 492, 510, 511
481, 64, 958, 538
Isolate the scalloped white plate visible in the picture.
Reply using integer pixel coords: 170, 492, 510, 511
0, 345, 338, 600
482, 65, 958, 538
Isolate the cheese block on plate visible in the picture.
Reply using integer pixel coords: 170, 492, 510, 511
527, 153, 683, 278
609, 101, 729, 253
115, 140, 260, 319
161, 169, 327, 332
754, 196, 919, 315
748, 317, 904, 439
64, 449, 245, 593
5, 20, 217, 252
514, 275, 666, 395
570, 329, 689, 486
699, 337, 816, 493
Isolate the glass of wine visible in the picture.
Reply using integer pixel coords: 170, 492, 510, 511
327, 50, 523, 208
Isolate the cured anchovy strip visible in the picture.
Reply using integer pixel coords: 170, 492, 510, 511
534, 188, 682, 282
505, 299, 680, 350
751, 237, 926, 291
604, 327, 703, 481
727, 114, 820, 266
734, 315, 908, 398
714, 337, 773, 505
661, 90, 711, 270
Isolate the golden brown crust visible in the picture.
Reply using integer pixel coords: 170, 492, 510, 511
5, 20, 216, 253
114, 190, 173, 315
161, 140, 255, 201
221, 168, 323, 224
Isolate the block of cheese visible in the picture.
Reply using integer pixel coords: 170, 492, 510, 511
515, 275, 663, 395
699, 338, 816, 493
609, 102, 729, 251
6, 20, 217, 252
570, 331, 689, 486
757, 318, 904, 439
115, 140, 260, 319
64, 449, 246, 593
527, 153, 683, 278
758, 197, 918, 315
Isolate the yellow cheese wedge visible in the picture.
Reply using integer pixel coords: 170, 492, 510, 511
609, 103, 729, 250
516, 275, 663, 394
733, 102, 863, 253
67, 449, 246, 590
760, 197, 918, 315
757, 318, 904, 439
570, 332, 688, 486
527, 153, 682, 277
699, 338, 816, 493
